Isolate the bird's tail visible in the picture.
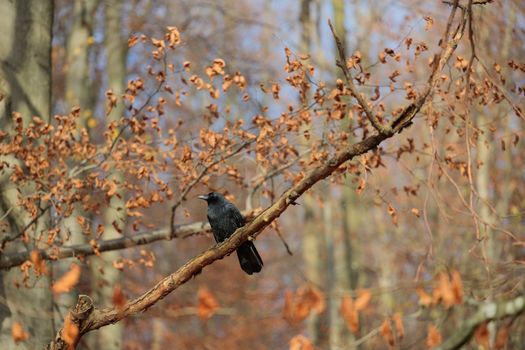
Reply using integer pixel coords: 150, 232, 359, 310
236, 241, 263, 275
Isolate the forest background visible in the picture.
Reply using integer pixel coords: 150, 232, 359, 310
0, 0, 524, 349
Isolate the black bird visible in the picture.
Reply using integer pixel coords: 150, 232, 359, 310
198, 192, 263, 275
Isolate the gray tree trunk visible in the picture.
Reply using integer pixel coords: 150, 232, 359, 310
0, 1, 55, 348
89, 2, 128, 349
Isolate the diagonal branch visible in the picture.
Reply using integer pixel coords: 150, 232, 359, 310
436, 295, 525, 350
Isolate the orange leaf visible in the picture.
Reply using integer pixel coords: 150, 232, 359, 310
289, 335, 314, 350
495, 325, 510, 349
283, 286, 325, 326
416, 287, 433, 307
380, 319, 395, 347
52, 264, 81, 294
340, 296, 359, 333
63, 316, 79, 350
474, 322, 489, 349
30, 250, 48, 276
387, 203, 398, 226
355, 289, 372, 311
12, 321, 29, 343
197, 287, 219, 320
112, 284, 127, 310
434, 272, 458, 308
426, 324, 442, 348
393, 312, 404, 339
450, 270, 463, 304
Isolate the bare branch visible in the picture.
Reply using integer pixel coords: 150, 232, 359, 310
390, 1, 467, 133
328, 20, 393, 136
0, 220, 211, 270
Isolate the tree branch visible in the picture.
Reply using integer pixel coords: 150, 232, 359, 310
0, 220, 211, 270
437, 295, 525, 350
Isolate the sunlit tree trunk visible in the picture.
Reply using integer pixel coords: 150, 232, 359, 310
474, 5, 516, 347
299, 0, 328, 346
0, 0, 54, 348
330, 0, 357, 348
61, 2, 100, 349
89, 2, 128, 349
65, 0, 98, 127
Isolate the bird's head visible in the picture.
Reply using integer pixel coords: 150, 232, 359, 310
198, 192, 224, 204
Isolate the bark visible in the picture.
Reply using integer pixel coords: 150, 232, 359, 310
91, 2, 128, 348
299, 0, 328, 346
61, 2, 99, 349
0, 0, 54, 348
331, 1, 358, 347
64, 0, 98, 126
436, 295, 525, 350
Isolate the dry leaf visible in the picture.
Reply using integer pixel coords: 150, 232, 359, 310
380, 319, 395, 347
283, 286, 325, 325
424, 16, 434, 31
12, 322, 29, 343
416, 287, 432, 307
197, 287, 219, 320
289, 335, 314, 350
393, 312, 404, 339
63, 316, 79, 350
426, 324, 442, 348
340, 296, 359, 333
52, 264, 81, 294
474, 322, 489, 349
112, 284, 127, 310
30, 250, 48, 276
355, 289, 372, 311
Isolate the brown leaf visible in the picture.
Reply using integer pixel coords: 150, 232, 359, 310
387, 203, 398, 226
289, 335, 314, 350
30, 250, 48, 276
356, 178, 366, 195
450, 270, 463, 305
495, 325, 510, 349
424, 16, 434, 31
52, 264, 81, 294
112, 284, 127, 310
197, 287, 219, 320
12, 321, 29, 343
416, 287, 432, 307
426, 324, 442, 348
63, 316, 79, 350
355, 289, 372, 311
128, 35, 138, 48
341, 296, 359, 333
474, 322, 489, 349
380, 319, 395, 347
393, 312, 404, 339
283, 286, 325, 325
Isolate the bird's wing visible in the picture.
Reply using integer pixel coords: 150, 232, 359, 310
226, 203, 245, 228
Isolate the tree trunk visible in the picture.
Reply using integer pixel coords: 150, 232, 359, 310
299, 0, 328, 346
89, 2, 128, 349
0, 0, 54, 348
330, 0, 357, 348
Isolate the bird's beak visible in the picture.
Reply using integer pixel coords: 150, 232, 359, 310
198, 195, 208, 201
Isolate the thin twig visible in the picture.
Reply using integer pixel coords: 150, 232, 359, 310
328, 20, 392, 136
